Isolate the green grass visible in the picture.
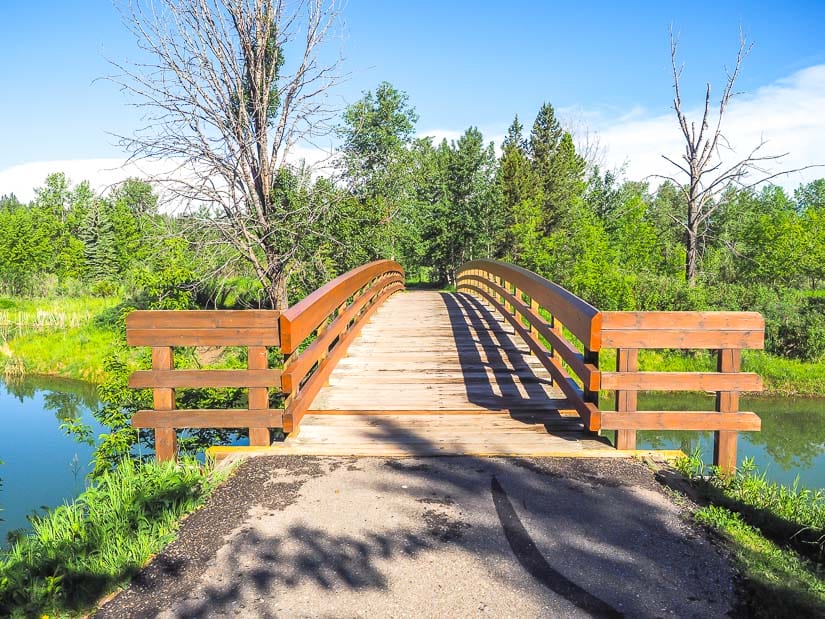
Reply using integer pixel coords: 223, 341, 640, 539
695, 505, 825, 617
0, 296, 120, 383
0, 458, 222, 617
672, 454, 825, 616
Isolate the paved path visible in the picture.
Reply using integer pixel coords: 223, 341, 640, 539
97, 456, 735, 618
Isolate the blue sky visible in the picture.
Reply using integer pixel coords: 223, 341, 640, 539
2, 1, 824, 199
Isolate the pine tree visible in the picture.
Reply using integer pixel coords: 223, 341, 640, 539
81, 201, 118, 282
498, 115, 538, 259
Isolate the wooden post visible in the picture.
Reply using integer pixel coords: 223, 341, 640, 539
583, 347, 599, 410
714, 348, 740, 472
615, 348, 638, 450
528, 297, 540, 356
248, 346, 271, 446
152, 346, 177, 462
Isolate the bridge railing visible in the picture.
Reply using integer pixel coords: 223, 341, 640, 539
126, 259, 404, 461
457, 259, 764, 471
279, 260, 405, 432
457, 260, 602, 431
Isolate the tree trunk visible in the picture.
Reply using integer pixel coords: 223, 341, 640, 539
264, 267, 289, 310
685, 221, 700, 287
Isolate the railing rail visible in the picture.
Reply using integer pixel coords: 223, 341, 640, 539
458, 259, 765, 471
125, 260, 404, 461
457, 260, 601, 431
280, 260, 405, 431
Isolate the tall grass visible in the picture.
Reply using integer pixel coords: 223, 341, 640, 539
0, 458, 220, 617
674, 453, 825, 616
676, 451, 825, 575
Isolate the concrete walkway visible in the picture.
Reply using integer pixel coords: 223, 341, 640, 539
96, 456, 735, 618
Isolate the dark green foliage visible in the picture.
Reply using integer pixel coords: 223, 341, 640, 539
422, 128, 501, 283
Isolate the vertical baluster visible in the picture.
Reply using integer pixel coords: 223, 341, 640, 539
714, 348, 740, 472
528, 297, 540, 358
615, 348, 638, 450
248, 345, 270, 446
152, 346, 177, 462
582, 346, 599, 411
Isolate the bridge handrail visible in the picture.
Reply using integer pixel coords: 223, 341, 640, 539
457, 260, 601, 430
125, 260, 404, 460
125, 309, 284, 461
280, 260, 405, 431
458, 260, 765, 471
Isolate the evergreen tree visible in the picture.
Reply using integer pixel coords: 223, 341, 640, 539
497, 115, 538, 259
81, 201, 118, 282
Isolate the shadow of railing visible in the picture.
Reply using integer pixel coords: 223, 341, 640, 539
440, 292, 587, 438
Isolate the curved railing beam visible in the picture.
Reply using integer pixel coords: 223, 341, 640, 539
457, 259, 765, 472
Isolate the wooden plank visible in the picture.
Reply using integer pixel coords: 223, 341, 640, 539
600, 371, 762, 392
458, 262, 601, 350
280, 261, 404, 353
132, 409, 284, 428
306, 408, 573, 416
129, 369, 282, 389
127, 310, 280, 330
601, 311, 765, 330
127, 328, 281, 347
599, 329, 764, 350
284, 283, 404, 432
600, 411, 761, 431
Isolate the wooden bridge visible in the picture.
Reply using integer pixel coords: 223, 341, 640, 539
126, 260, 764, 471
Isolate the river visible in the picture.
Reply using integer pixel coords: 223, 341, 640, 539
0, 378, 823, 546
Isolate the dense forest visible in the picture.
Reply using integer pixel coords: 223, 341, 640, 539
1, 84, 824, 361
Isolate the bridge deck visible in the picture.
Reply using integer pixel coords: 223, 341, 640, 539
281, 290, 615, 456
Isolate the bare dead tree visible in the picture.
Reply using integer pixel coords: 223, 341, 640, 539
656, 28, 815, 286
112, 0, 342, 308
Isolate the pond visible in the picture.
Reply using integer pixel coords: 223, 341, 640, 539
0, 376, 103, 546
602, 393, 825, 489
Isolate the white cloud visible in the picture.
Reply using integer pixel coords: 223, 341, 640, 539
597, 64, 825, 190
5, 65, 822, 203
0, 159, 147, 203
0, 144, 336, 206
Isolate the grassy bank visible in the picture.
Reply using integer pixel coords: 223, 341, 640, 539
672, 455, 825, 617
0, 296, 120, 384
0, 458, 222, 617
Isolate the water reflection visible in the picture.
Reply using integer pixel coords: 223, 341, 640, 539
0, 376, 102, 546
603, 393, 825, 489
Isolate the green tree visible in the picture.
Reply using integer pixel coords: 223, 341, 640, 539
424, 128, 500, 283
338, 82, 421, 267
498, 115, 538, 260
528, 103, 585, 232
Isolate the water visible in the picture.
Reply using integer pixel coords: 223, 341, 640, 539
602, 393, 825, 489
0, 378, 822, 546
0, 376, 102, 545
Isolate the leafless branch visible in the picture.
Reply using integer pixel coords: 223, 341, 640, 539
111, 0, 344, 308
